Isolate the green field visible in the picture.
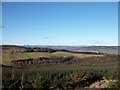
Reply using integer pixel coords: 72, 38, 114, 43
2, 51, 103, 65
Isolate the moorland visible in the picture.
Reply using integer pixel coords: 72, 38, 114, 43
1, 45, 119, 89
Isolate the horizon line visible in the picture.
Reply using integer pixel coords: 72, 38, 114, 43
1, 44, 119, 46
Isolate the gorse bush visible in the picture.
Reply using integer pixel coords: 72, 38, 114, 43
32, 76, 51, 90
2, 69, 118, 89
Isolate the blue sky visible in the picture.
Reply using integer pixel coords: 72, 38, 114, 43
2, 2, 118, 46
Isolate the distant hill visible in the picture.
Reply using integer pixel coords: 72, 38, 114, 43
23, 45, 118, 54
2, 45, 56, 53
1, 45, 118, 54
2, 45, 103, 54
2, 45, 26, 53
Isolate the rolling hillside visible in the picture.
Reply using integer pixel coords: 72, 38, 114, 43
23, 45, 118, 54
1, 45, 118, 66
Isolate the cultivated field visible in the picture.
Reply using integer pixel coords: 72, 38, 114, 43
2, 51, 104, 65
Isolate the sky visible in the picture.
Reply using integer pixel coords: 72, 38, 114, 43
2, 2, 118, 46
